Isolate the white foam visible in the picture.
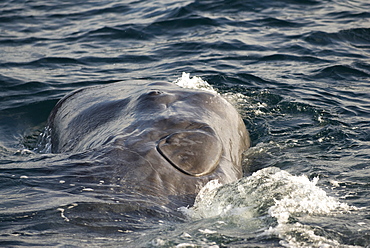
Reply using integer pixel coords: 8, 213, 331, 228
266, 171, 350, 224
173, 72, 253, 116
180, 167, 355, 247
173, 72, 217, 93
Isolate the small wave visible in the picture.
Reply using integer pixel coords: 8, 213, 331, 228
258, 17, 304, 28
304, 28, 370, 47
311, 64, 370, 80
153, 15, 217, 30
1, 57, 85, 69
47, 4, 131, 19
338, 28, 370, 45
259, 53, 328, 63
151, 4, 217, 29
82, 25, 154, 41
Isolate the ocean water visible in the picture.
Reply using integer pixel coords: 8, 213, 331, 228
1, 0, 370, 247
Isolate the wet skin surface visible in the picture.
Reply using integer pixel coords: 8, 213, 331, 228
48, 81, 250, 204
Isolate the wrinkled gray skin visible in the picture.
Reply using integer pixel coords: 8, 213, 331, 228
48, 81, 250, 203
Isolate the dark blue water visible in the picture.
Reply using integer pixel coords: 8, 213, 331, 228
1, 0, 370, 247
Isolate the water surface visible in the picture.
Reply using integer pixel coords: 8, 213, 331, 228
1, 0, 370, 247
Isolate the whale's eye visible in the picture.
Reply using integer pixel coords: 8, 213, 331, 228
147, 90, 163, 96
157, 131, 222, 177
